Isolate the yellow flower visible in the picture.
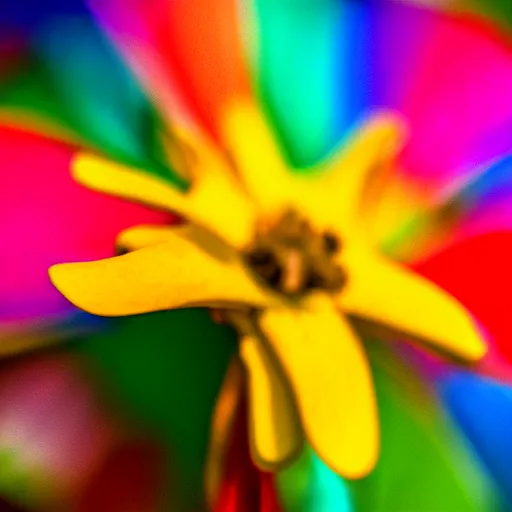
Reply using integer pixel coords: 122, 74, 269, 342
49, 99, 486, 480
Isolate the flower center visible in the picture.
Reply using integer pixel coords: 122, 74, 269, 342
243, 210, 347, 297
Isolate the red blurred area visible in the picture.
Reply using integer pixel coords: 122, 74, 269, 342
0, 126, 171, 321
0, 498, 29, 512
415, 231, 512, 366
76, 440, 165, 512
214, 400, 282, 512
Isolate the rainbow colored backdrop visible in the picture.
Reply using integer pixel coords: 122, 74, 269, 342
1, 1, 512, 511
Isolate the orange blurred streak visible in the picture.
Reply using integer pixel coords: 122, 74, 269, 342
157, 0, 252, 137
205, 358, 244, 509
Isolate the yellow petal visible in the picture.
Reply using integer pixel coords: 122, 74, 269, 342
325, 113, 406, 211
173, 127, 258, 249
258, 295, 379, 479
73, 152, 188, 211
340, 247, 487, 362
159, 130, 194, 182
163, 124, 216, 182
220, 99, 294, 214
49, 226, 274, 317
73, 151, 255, 249
240, 335, 303, 471
205, 357, 244, 510
363, 174, 429, 253
298, 114, 407, 232
116, 224, 176, 253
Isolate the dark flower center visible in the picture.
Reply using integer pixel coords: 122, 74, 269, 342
244, 209, 347, 297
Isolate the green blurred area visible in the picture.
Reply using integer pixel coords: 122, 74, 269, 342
0, 20, 188, 189
470, 0, 512, 31
349, 344, 503, 512
0, 452, 35, 510
273, 342, 504, 512
0, 57, 183, 186
74, 310, 236, 511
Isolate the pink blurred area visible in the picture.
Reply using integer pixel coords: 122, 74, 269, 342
387, 12, 512, 193
0, 126, 170, 323
0, 353, 166, 511
0, 355, 116, 495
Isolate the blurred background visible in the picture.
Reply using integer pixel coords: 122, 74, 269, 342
1, 1, 512, 511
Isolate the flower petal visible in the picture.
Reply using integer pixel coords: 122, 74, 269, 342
340, 247, 487, 362
353, 352, 496, 512
0, 125, 169, 324
298, 114, 407, 232
258, 296, 379, 479
49, 226, 273, 317
220, 100, 294, 214
416, 232, 512, 367
73, 152, 189, 213
164, 125, 258, 248
240, 335, 303, 471
73, 151, 255, 248
115, 225, 176, 253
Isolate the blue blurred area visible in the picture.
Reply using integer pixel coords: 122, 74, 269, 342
33, 15, 168, 168
0, 0, 90, 33
461, 156, 512, 209
255, 0, 376, 168
440, 372, 512, 505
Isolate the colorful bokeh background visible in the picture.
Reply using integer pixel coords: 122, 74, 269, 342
1, 1, 512, 511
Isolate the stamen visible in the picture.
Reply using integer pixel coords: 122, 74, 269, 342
323, 231, 341, 255
282, 250, 303, 295
244, 209, 347, 297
